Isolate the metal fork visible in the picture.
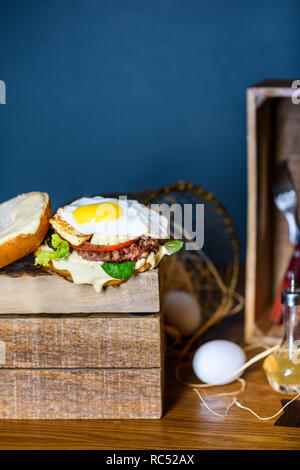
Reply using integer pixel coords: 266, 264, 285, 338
271, 160, 300, 324
272, 161, 300, 245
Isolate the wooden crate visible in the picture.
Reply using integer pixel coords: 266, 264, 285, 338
246, 79, 300, 344
0, 256, 163, 418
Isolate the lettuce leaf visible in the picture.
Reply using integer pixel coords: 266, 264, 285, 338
34, 234, 69, 267
101, 261, 135, 279
164, 239, 184, 254
34, 250, 54, 267
51, 233, 69, 257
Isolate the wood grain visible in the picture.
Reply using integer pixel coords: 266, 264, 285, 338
0, 313, 164, 419
0, 315, 162, 368
0, 312, 164, 419
246, 80, 300, 343
245, 86, 258, 343
0, 357, 299, 448
0, 369, 162, 419
0, 256, 160, 314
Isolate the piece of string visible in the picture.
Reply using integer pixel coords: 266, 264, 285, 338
243, 342, 271, 351
193, 378, 246, 418
233, 391, 300, 420
176, 343, 300, 420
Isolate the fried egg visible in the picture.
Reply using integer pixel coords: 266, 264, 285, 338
56, 196, 169, 245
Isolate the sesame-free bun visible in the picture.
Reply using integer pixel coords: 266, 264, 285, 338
0, 192, 51, 269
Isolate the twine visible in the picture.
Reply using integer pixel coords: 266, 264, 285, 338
233, 392, 300, 420
193, 379, 246, 418
175, 344, 300, 421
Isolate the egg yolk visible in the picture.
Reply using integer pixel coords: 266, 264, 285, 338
73, 202, 122, 224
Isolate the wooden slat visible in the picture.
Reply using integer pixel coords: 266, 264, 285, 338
0, 256, 160, 314
245, 87, 259, 343
0, 369, 162, 419
0, 315, 162, 368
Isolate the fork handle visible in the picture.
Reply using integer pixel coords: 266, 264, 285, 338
270, 243, 300, 324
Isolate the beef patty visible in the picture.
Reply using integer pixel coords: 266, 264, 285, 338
74, 237, 161, 263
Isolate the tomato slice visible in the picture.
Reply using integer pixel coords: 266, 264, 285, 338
72, 238, 139, 252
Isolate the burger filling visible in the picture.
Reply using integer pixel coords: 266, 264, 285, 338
34, 232, 183, 291
74, 237, 161, 262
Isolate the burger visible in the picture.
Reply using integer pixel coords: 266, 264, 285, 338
34, 196, 183, 292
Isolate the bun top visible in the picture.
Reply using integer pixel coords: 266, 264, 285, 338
0, 192, 49, 244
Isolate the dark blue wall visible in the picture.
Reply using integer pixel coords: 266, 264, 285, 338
1, 0, 300, 256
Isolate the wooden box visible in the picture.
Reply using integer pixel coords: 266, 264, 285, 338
246, 79, 300, 343
0, 256, 163, 419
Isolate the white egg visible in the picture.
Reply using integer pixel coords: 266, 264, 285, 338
192, 340, 246, 385
163, 290, 202, 336
58, 196, 169, 241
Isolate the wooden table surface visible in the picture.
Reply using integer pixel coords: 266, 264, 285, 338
0, 312, 299, 450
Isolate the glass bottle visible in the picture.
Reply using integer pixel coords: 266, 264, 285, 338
263, 276, 300, 394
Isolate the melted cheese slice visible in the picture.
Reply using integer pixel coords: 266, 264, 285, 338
0, 193, 46, 244
51, 245, 168, 292
52, 252, 113, 292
